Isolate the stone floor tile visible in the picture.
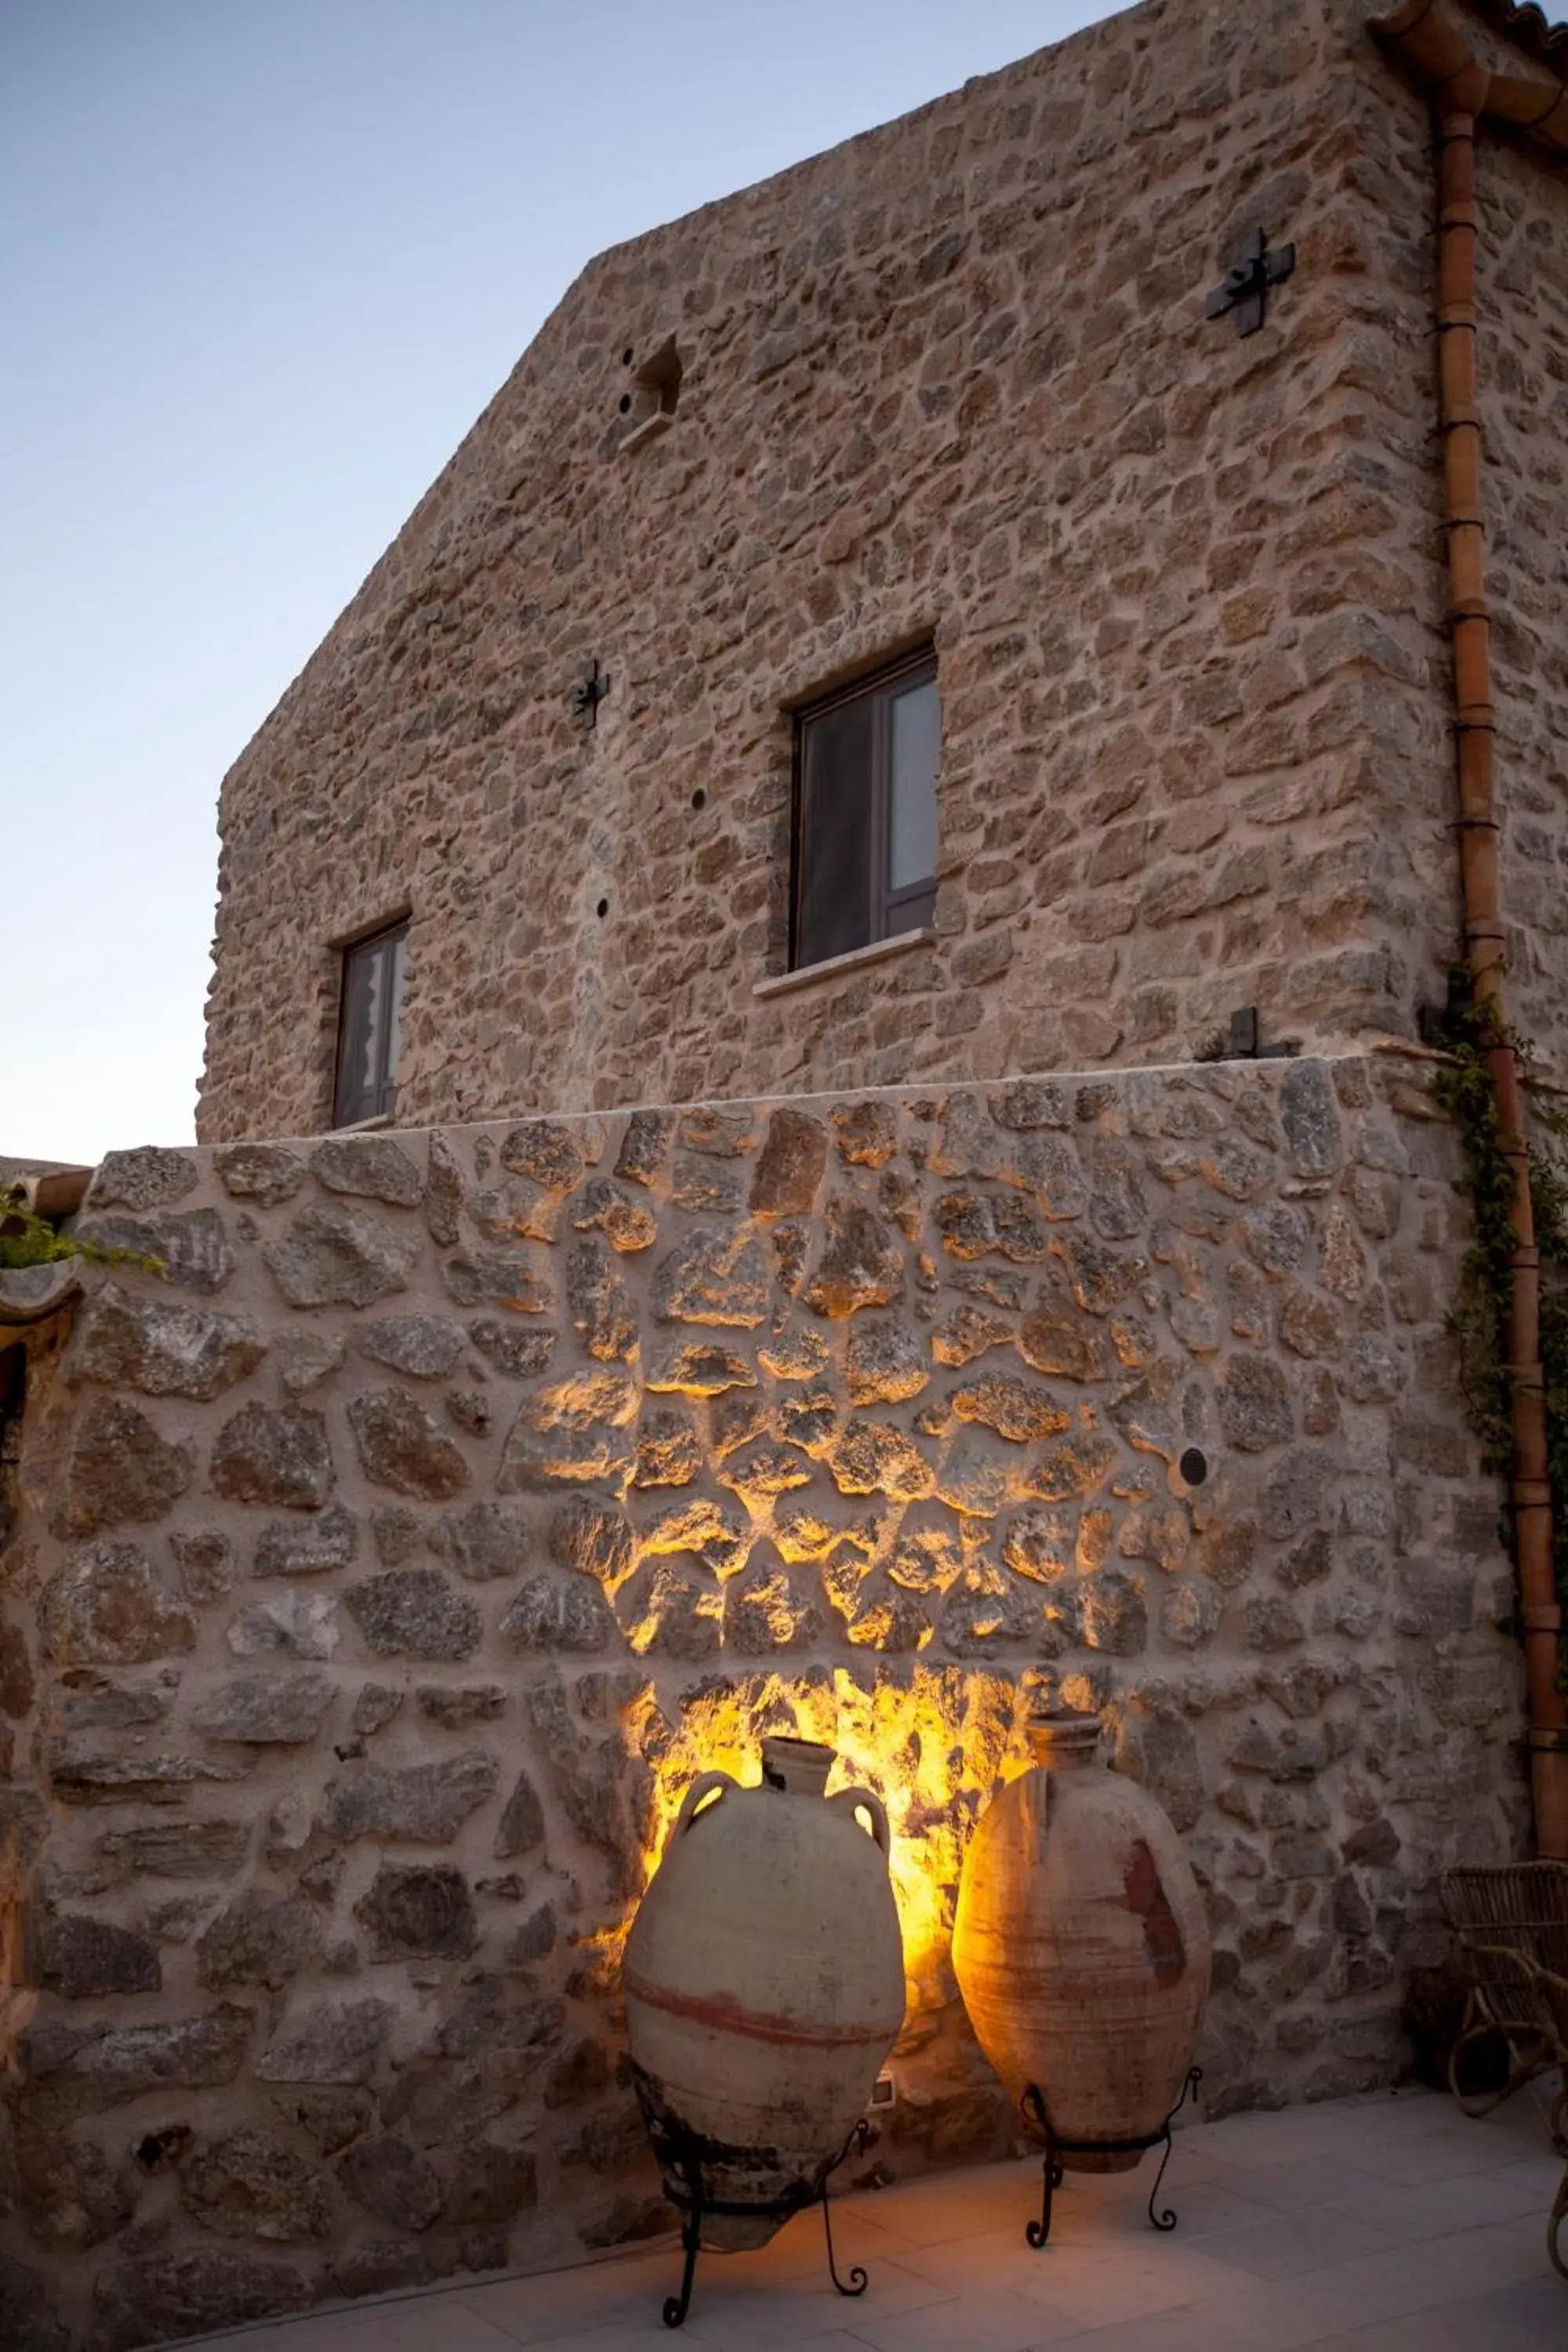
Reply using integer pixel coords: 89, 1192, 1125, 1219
676, 2256, 957, 2351
840, 2285, 1081, 2352
1184, 2205, 1406, 2281
1471, 2270, 1568, 2339
1316, 2161, 1546, 2245
1020, 2302, 1277, 2352
1298, 2295, 1555, 2350
1206, 2154, 1372, 2214
462, 2252, 681, 2343
320, 2303, 536, 2352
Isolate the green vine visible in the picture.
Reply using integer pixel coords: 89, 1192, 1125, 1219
1430, 993, 1568, 1679
0, 1186, 162, 1278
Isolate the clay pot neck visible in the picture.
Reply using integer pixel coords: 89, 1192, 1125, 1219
760, 1736, 836, 1796
1025, 1709, 1103, 1770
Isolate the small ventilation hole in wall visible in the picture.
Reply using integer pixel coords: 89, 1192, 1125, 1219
691, 788, 706, 811
1178, 1447, 1209, 1487
597, 897, 609, 919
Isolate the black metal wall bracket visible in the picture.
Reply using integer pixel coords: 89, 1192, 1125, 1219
570, 658, 610, 727
1018, 2068, 1203, 2249
1206, 230, 1296, 337
1225, 1006, 1300, 1062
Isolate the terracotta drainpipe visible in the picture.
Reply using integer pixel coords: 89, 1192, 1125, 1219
1374, 0, 1568, 1857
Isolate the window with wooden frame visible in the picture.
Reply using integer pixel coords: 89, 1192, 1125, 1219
332, 921, 408, 1127
791, 649, 939, 971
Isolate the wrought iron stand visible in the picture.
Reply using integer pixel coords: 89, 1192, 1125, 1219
650, 2117, 873, 2328
1018, 2067, 1202, 2249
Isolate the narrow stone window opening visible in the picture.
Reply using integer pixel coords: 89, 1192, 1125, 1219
789, 647, 939, 972
332, 920, 408, 1129
622, 339, 683, 451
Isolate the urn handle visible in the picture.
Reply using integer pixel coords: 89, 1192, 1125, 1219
672, 1769, 736, 1840
829, 1785, 891, 1853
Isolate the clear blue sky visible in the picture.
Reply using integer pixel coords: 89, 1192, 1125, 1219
4, 0, 1563, 1166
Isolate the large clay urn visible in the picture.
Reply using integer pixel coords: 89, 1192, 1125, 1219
623, 1735, 905, 2248
953, 1707, 1210, 2169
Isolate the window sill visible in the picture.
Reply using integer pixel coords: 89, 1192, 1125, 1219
622, 412, 674, 456
753, 927, 937, 1001
328, 1111, 395, 1134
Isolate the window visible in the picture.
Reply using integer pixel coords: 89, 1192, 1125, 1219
333, 922, 408, 1127
792, 650, 939, 971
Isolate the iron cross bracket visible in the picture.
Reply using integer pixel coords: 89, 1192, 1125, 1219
1206, 230, 1296, 338
570, 659, 610, 727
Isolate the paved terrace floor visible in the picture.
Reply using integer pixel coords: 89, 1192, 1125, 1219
191, 2085, 1566, 2352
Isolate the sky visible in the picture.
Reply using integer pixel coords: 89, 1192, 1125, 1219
5, 0, 1566, 1168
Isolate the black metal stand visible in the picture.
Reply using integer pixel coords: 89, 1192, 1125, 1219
1018, 2067, 1202, 2249
652, 2117, 873, 2328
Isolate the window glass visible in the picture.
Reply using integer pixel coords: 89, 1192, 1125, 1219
334, 924, 408, 1127
797, 694, 874, 967
888, 675, 939, 895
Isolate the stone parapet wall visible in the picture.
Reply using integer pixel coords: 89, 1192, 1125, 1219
0, 1055, 1526, 2348
198, 0, 1472, 1144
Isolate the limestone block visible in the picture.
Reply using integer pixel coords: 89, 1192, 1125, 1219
214, 1143, 307, 1207
88, 1147, 200, 1213
343, 1570, 481, 1660
353, 1864, 477, 1960
37, 1915, 162, 1999
651, 1224, 769, 1327
192, 1671, 336, 1745
415, 1685, 506, 1728
566, 1236, 637, 1361
197, 1891, 325, 1990
256, 1998, 396, 2084
352, 1315, 466, 1381
569, 1178, 659, 1253
309, 1136, 423, 1207
253, 1503, 358, 1577
494, 1768, 546, 1857
467, 1316, 558, 1377
430, 1501, 528, 1581
180, 2129, 332, 2242
77, 1207, 234, 1294
95, 1821, 249, 1882
321, 1752, 498, 1842
263, 1203, 420, 1308
41, 1543, 196, 1665
89, 2250, 308, 2352
210, 1403, 334, 1509
500, 1573, 615, 1653
750, 1107, 829, 1215
60, 1399, 194, 1537
227, 1591, 339, 1661
347, 1388, 470, 1500
338, 2136, 444, 2231
425, 1132, 465, 1247
441, 1250, 553, 1313
846, 1319, 928, 1405
70, 1285, 266, 1400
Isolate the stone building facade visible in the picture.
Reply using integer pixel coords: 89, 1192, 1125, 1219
0, 1062, 1527, 2347
4, 1, 1566, 2345
195, 0, 1568, 1145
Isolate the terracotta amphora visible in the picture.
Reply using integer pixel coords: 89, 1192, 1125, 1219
623, 1734, 905, 2248
952, 1707, 1210, 2169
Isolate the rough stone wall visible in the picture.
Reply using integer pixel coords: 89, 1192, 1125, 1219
1336, 14, 1568, 1085
1476, 125, 1568, 1082
199, 0, 1466, 1145
0, 1056, 1526, 2348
